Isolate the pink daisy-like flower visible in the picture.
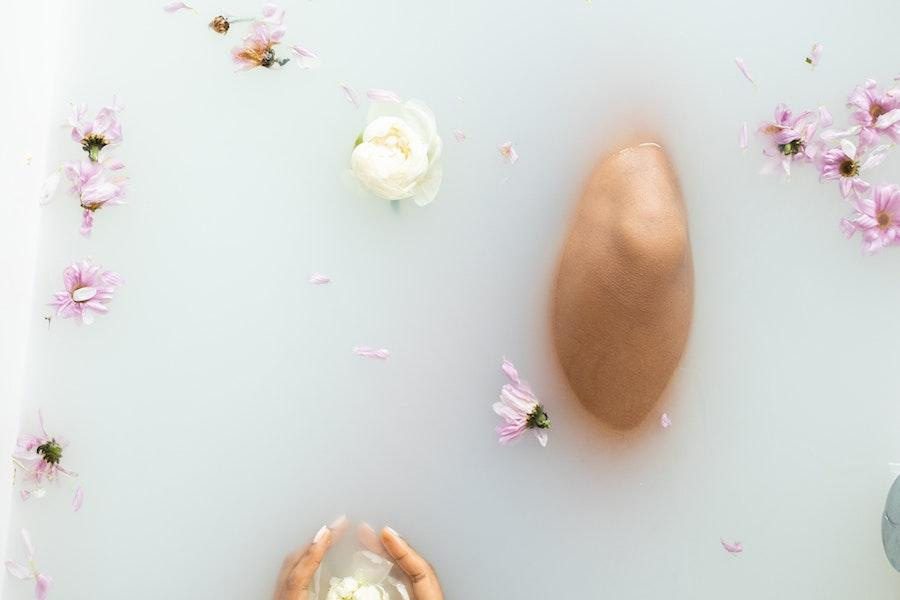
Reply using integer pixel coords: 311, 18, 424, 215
5, 529, 52, 600
63, 159, 128, 236
231, 4, 288, 70
840, 184, 900, 253
758, 103, 820, 176
49, 260, 122, 325
12, 411, 76, 494
68, 100, 123, 162
818, 139, 889, 198
847, 80, 900, 148
493, 359, 550, 447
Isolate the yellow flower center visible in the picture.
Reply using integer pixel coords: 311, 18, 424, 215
877, 211, 892, 230
371, 127, 412, 159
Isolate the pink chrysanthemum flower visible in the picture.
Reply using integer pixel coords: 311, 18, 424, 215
840, 184, 900, 253
758, 103, 820, 176
4, 529, 52, 600
493, 359, 550, 447
818, 139, 889, 199
63, 159, 128, 236
68, 100, 123, 162
847, 80, 900, 148
49, 260, 122, 325
231, 4, 288, 70
12, 411, 76, 492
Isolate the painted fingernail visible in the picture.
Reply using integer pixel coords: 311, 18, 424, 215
330, 514, 348, 530
384, 526, 400, 538
313, 525, 329, 543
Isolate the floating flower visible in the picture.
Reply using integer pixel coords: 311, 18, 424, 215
847, 80, 900, 148
493, 359, 550, 447
309, 273, 331, 284
499, 141, 518, 165
720, 539, 743, 555
68, 101, 123, 162
758, 103, 820, 176
840, 184, 900, 253
5, 529, 52, 600
49, 260, 122, 325
818, 139, 888, 198
350, 98, 443, 206
63, 159, 127, 237
289, 44, 321, 69
12, 411, 77, 499
805, 42, 823, 68
354, 346, 390, 359
325, 551, 404, 600
231, 4, 289, 70
734, 57, 754, 85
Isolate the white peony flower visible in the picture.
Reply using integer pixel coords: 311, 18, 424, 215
327, 576, 360, 599
350, 99, 443, 206
353, 584, 389, 600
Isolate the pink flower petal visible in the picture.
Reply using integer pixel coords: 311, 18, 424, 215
818, 106, 833, 128
739, 122, 748, 150
308, 273, 331, 285
35, 574, 52, 600
720, 539, 743, 554
806, 42, 823, 68
339, 83, 359, 108
289, 45, 321, 69
660, 413, 672, 428
354, 346, 390, 359
367, 89, 401, 103
498, 142, 519, 165
72, 487, 84, 512
5, 561, 31, 580
163, 2, 192, 12
453, 129, 466, 142
734, 57, 754, 85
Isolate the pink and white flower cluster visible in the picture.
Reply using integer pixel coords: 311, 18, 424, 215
752, 79, 900, 254
49, 260, 122, 325
12, 411, 79, 506
63, 100, 128, 236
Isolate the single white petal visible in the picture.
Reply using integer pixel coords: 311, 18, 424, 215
5, 561, 32, 579
367, 89, 401, 103
840, 139, 856, 160
339, 83, 359, 108
308, 273, 331, 285
734, 57, 754, 84
39, 168, 61, 206
875, 109, 900, 129
21, 529, 34, 561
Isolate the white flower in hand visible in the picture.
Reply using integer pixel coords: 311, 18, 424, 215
350, 99, 443, 206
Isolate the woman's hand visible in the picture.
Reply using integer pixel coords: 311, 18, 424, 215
273, 516, 348, 600
358, 524, 445, 600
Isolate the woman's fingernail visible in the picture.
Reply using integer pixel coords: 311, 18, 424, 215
384, 526, 400, 538
330, 514, 348, 530
313, 525, 329, 543
360, 521, 375, 534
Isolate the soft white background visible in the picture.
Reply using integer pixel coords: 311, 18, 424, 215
3, 0, 900, 598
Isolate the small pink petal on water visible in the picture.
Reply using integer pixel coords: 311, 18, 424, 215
367, 89, 401, 103
453, 129, 466, 142
289, 45, 321, 69
72, 487, 84, 512
720, 539, 743, 554
35, 574, 52, 600
739, 122, 748, 150
354, 346, 390, 359
734, 57, 754, 85
163, 2, 192, 12
499, 142, 519, 165
104, 158, 126, 171
309, 273, 331, 285
339, 83, 359, 108
660, 413, 672, 428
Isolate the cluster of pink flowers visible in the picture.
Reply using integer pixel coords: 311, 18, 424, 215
753, 79, 900, 253
49, 260, 122, 325
65, 100, 128, 236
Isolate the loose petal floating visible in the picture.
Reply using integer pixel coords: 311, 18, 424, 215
367, 89, 401, 103
453, 129, 467, 142
721, 539, 744, 554
72, 487, 84, 511
806, 42, 823, 68
340, 83, 360, 108
499, 142, 519, 165
739, 122, 748, 150
289, 44, 321, 69
39, 168, 61, 205
660, 413, 672, 428
818, 106, 833, 128
163, 1, 192, 12
354, 346, 390, 359
734, 57, 754, 85
308, 273, 331, 285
